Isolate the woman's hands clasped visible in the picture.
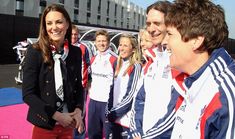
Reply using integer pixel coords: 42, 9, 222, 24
52, 108, 84, 133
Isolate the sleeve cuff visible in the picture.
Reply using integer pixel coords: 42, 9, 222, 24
130, 130, 142, 138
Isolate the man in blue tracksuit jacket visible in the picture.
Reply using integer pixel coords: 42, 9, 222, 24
129, 1, 175, 138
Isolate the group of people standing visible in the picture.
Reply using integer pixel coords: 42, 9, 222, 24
22, 0, 234, 139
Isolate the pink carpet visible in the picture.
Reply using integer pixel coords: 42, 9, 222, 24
0, 103, 32, 139
0, 96, 105, 139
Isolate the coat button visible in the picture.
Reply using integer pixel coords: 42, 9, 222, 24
74, 90, 77, 93
75, 78, 77, 81
56, 102, 61, 107
45, 80, 49, 83
46, 92, 50, 96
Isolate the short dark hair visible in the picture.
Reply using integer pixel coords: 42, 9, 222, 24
165, 0, 228, 54
147, 1, 171, 15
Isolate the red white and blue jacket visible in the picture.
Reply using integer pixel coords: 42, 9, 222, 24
129, 47, 178, 138
142, 47, 235, 139
106, 60, 142, 127
73, 42, 90, 88
89, 49, 117, 102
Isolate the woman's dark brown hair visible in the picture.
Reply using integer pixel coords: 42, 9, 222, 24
165, 0, 228, 54
33, 4, 72, 66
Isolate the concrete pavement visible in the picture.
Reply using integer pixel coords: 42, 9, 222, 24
0, 64, 21, 88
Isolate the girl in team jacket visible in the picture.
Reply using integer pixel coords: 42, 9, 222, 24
106, 34, 142, 139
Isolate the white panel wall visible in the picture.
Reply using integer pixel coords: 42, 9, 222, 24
108, 0, 115, 27
24, 0, 39, 17
64, 0, 75, 22
0, 0, 146, 30
116, 0, 122, 28
78, 0, 87, 24
122, 0, 128, 29
128, 2, 135, 29
134, 5, 139, 30
139, 8, 146, 29
47, 0, 59, 5
0, 0, 15, 15
100, 0, 108, 26
90, 0, 98, 24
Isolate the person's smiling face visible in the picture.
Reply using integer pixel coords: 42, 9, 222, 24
45, 11, 69, 46
118, 37, 134, 59
146, 9, 167, 46
162, 26, 198, 73
95, 35, 110, 53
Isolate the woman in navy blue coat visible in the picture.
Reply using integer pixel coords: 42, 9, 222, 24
22, 4, 84, 139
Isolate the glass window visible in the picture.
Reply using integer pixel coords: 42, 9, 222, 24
74, 0, 79, 8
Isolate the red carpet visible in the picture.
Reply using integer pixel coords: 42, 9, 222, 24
0, 103, 32, 139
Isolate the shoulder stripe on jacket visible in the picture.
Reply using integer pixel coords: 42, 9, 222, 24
110, 64, 141, 111
209, 56, 235, 139
142, 110, 176, 139
90, 56, 96, 65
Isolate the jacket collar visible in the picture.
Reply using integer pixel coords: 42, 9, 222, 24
173, 47, 234, 103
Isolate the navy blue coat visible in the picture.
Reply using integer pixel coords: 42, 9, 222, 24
22, 44, 84, 130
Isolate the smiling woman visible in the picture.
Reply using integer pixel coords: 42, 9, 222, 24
161, 0, 235, 138
45, 11, 69, 48
105, 33, 142, 138
22, 4, 85, 139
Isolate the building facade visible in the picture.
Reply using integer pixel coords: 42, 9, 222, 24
0, 0, 146, 64
0, 0, 146, 30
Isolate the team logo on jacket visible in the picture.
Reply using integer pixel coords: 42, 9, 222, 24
146, 67, 154, 78
148, 66, 152, 72
104, 60, 108, 67
162, 65, 170, 79
179, 104, 186, 112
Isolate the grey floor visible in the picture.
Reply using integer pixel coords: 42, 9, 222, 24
0, 64, 21, 88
